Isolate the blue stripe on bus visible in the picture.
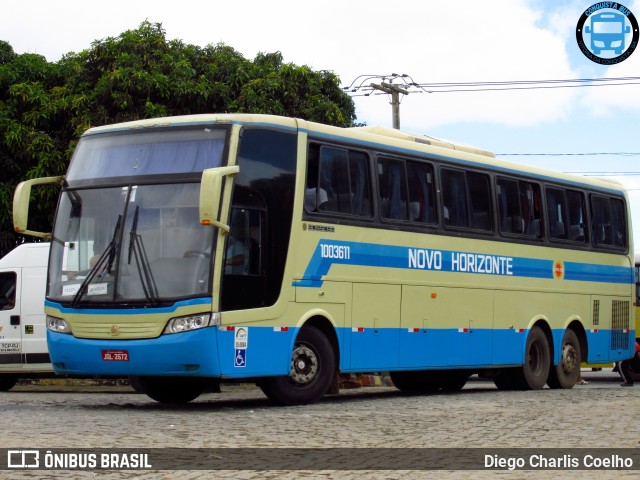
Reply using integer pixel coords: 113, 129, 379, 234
45, 297, 212, 315
294, 240, 633, 287
47, 325, 635, 377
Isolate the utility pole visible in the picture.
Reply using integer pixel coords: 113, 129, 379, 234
369, 82, 409, 129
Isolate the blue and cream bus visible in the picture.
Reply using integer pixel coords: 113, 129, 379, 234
13, 114, 636, 404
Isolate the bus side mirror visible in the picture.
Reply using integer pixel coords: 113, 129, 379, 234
200, 166, 239, 232
585, 26, 591, 33
13, 176, 64, 239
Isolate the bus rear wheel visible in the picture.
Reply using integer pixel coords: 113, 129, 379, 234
135, 376, 206, 404
511, 326, 551, 390
259, 325, 336, 406
547, 329, 581, 389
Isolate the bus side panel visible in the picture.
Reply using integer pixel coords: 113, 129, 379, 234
399, 285, 493, 368
216, 326, 296, 378
350, 283, 400, 370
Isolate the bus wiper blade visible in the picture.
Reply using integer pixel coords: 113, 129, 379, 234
128, 206, 159, 305
71, 215, 122, 307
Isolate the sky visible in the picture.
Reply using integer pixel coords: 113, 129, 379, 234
2, 0, 640, 247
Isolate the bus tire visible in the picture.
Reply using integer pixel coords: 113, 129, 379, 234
390, 371, 440, 392
547, 329, 581, 389
0, 375, 18, 391
136, 376, 206, 404
511, 326, 550, 390
259, 325, 336, 406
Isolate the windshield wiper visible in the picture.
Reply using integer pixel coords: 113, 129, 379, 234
127, 206, 159, 305
71, 215, 122, 307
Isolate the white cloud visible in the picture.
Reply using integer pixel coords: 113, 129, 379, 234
347, 0, 580, 130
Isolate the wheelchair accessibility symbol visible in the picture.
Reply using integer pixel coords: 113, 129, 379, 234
233, 327, 248, 367
234, 349, 246, 367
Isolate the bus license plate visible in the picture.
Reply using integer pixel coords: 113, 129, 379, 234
102, 350, 129, 361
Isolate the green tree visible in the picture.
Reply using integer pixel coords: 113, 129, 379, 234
0, 21, 356, 255
0, 42, 70, 255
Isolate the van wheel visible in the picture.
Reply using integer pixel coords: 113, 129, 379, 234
511, 326, 550, 390
259, 325, 335, 405
136, 376, 205, 403
0, 375, 18, 391
547, 329, 581, 389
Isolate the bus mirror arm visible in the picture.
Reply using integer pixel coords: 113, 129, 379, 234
199, 166, 240, 231
13, 176, 64, 239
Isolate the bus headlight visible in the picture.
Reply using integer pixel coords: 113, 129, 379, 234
163, 313, 217, 334
47, 315, 71, 334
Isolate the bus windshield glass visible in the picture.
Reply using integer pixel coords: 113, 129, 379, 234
47, 126, 227, 306
66, 127, 226, 181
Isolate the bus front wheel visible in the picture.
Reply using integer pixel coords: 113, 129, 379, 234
259, 325, 336, 406
547, 329, 581, 389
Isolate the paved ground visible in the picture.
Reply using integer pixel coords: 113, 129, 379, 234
0, 370, 638, 479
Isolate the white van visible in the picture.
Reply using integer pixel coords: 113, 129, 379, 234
0, 242, 50, 390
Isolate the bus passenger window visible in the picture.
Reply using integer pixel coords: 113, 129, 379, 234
498, 178, 541, 238
497, 180, 520, 234
305, 144, 371, 217
441, 169, 468, 228
378, 158, 408, 220
467, 172, 492, 231
591, 195, 627, 248
546, 188, 567, 240
407, 162, 436, 224
566, 190, 586, 242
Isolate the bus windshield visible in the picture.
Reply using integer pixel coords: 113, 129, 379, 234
66, 127, 226, 181
47, 127, 227, 306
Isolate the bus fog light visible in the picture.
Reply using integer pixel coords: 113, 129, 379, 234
164, 313, 212, 334
47, 315, 71, 334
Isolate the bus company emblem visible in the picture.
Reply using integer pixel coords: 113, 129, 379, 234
110, 325, 120, 336
553, 261, 565, 280
576, 3, 639, 64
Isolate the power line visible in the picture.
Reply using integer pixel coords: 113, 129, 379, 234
343, 74, 640, 96
498, 152, 640, 156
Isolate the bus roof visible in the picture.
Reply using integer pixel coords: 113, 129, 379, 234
83, 113, 627, 196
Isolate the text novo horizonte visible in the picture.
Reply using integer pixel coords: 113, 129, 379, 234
409, 249, 513, 275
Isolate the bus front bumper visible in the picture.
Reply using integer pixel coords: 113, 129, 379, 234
47, 328, 221, 377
